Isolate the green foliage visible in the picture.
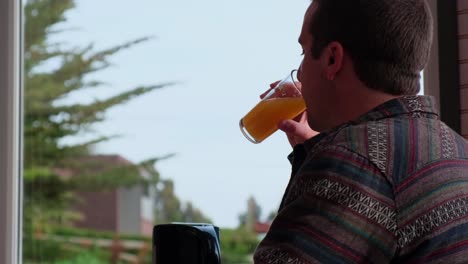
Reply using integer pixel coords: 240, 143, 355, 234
23, 235, 69, 263
55, 251, 108, 264
24, 226, 151, 263
23, 230, 110, 264
154, 179, 212, 224
52, 226, 152, 241
182, 201, 211, 223
154, 180, 182, 222
220, 228, 259, 264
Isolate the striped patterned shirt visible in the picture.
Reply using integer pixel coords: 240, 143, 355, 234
254, 96, 468, 263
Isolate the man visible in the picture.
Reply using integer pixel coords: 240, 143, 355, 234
254, 0, 468, 263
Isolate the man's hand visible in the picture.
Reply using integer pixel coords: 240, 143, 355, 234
278, 112, 318, 147
260, 81, 319, 148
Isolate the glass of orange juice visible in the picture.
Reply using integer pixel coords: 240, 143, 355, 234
239, 70, 306, 144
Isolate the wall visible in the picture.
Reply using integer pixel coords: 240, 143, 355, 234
141, 193, 155, 236
74, 191, 119, 232
118, 186, 142, 235
459, 0, 468, 138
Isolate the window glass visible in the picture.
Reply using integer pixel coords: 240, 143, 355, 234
23, 0, 307, 263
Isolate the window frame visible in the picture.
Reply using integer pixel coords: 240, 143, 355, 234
424, 0, 461, 132
424, 0, 440, 101
0, 0, 23, 263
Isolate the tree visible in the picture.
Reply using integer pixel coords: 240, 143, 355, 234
238, 196, 262, 231
182, 202, 211, 223
154, 180, 183, 223
220, 228, 259, 263
154, 180, 211, 224
224, 195, 266, 263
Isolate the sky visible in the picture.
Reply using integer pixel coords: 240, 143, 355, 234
53, 0, 310, 228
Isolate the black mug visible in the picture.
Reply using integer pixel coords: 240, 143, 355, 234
153, 223, 221, 264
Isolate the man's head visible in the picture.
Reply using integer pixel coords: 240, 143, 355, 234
298, 0, 433, 131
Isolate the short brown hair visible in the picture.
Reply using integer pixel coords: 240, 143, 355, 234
310, 0, 433, 95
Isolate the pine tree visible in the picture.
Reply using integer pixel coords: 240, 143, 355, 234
23, 0, 171, 231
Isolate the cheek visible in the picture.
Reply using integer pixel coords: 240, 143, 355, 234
301, 83, 316, 112
301, 74, 318, 99
302, 79, 326, 116
299, 59, 322, 105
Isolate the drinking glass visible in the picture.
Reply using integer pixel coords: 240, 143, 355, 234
239, 70, 306, 144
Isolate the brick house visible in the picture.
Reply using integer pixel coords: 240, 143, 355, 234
56, 155, 156, 236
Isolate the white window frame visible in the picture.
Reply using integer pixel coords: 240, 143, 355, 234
0, 0, 23, 263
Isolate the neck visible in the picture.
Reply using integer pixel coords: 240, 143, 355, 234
324, 84, 400, 131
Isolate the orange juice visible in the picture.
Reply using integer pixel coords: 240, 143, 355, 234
241, 97, 306, 142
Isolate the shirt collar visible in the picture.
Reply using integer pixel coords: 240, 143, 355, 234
351, 95, 439, 124
302, 95, 439, 150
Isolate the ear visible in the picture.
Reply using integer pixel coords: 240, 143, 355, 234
321, 41, 344, 81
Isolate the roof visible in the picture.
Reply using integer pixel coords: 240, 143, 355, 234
53, 154, 134, 179
254, 222, 271, 234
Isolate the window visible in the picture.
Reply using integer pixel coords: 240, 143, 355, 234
21, 0, 308, 263
12, 1, 447, 264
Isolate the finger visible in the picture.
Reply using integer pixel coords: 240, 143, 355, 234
260, 80, 281, 99
260, 88, 272, 99
293, 111, 307, 122
278, 119, 316, 140
270, 80, 281, 88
